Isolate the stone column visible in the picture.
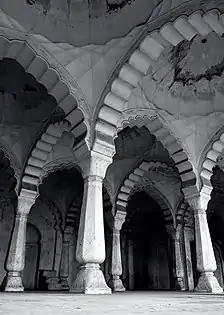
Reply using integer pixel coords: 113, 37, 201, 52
167, 225, 186, 291
109, 210, 126, 292
187, 192, 222, 293
128, 239, 134, 290
59, 227, 72, 290
184, 227, 194, 291
70, 151, 112, 294
5, 194, 36, 292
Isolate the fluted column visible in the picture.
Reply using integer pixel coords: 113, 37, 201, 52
70, 151, 112, 294
59, 227, 72, 290
109, 210, 126, 292
187, 193, 222, 293
5, 194, 36, 292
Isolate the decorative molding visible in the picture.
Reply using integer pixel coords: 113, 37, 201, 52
200, 128, 224, 196
116, 160, 176, 224
39, 157, 79, 187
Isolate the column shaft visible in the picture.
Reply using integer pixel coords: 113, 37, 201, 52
184, 228, 194, 291
5, 195, 35, 292
187, 193, 222, 293
174, 236, 186, 290
194, 208, 222, 292
59, 231, 71, 290
109, 211, 126, 292
168, 226, 186, 291
71, 152, 112, 294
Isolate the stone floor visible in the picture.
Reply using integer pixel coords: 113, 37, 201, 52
0, 291, 224, 315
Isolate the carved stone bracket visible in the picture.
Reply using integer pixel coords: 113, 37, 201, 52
78, 150, 112, 179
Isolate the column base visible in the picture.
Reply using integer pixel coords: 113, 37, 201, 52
70, 263, 111, 294
195, 272, 223, 293
172, 277, 187, 291
60, 277, 70, 290
5, 272, 24, 292
109, 276, 126, 292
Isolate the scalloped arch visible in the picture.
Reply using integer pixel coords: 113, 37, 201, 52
93, 9, 224, 190
200, 126, 224, 196
96, 9, 224, 130
117, 112, 196, 189
0, 35, 89, 199
38, 157, 82, 188
116, 160, 178, 226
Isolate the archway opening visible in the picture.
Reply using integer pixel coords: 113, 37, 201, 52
122, 191, 173, 291
27, 167, 84, 291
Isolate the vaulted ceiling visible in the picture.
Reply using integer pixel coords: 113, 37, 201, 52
0, 0, 187, 46
1, 0, 224, 196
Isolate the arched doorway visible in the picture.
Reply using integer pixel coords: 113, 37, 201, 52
22, 223, 41, 290
122, 191, 173, 291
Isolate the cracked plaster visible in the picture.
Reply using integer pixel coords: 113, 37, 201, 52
127, 32, 224, 170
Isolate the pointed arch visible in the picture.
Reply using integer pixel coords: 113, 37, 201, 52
116, 160, 181, 226
94, 8, 224, 192
200, 126, 224, 196
0, 34, 89, 199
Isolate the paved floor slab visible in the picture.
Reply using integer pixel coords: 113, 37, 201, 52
0, 291, 224, 315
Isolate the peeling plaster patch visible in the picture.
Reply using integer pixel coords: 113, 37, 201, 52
169, 39, 193, 89
107, 0, 136, 13
27, 0, 50, 14
165, 33, 224, 101
27, 0, 136, 17
169, 40, 192, 69
174, 57, 224, 87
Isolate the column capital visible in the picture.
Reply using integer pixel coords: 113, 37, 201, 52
185, 192, 210, 212
114, 210, 126, 231
78, 150, 112, 179
17, 195, 36, 216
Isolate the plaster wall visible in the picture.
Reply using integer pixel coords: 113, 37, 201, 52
0, 0, 188, 46
130, 32, 224, 170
